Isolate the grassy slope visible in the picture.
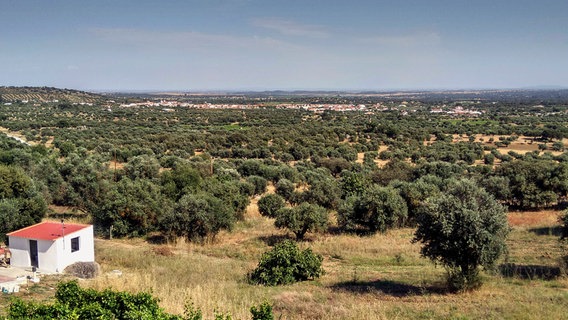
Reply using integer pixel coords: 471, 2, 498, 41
3, 206, 566, 319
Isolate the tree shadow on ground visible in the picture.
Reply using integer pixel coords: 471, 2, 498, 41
326, 225, 343, 235
257, 234, 295, 246
330, 279, 448, 297
146, 234, 168, 245
528, 226, 562, 237
47, 211, 88, 221
499, 263, 562, 280
555, 201, 568, 210
326, 225, 377, 237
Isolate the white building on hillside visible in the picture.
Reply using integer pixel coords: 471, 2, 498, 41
7, 221, 95, 274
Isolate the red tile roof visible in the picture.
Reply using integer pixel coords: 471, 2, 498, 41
7, 221, 91, 241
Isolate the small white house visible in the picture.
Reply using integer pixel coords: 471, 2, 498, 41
7, 221, 95, 274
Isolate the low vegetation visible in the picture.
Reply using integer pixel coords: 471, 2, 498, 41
7, 280, 275, 320
248, 240, 324, 286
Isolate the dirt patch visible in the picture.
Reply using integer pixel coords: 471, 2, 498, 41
508, 210, 562, 227
48, 205, 75, 214
246, 197, 261, 218
356, 152, 364, 164
45, 136, 54, 147
374, 159, 389, 168
108, 160, 125, 170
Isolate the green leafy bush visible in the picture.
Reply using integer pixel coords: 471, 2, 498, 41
246, 175, 268, 195
275, 202, 328, 240
250, 301, 274, 320
249, 240, 324, 286
159, 192, 235, 243
257, 193, 286, 218
8, 280, 179, 319
337, 185, 407, 234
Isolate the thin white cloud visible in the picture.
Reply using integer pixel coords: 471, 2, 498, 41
359, 32, 441, 47
89, 27, 303, 52
250, 18, 330, 39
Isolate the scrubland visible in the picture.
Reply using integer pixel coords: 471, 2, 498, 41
12, 206, 562, 320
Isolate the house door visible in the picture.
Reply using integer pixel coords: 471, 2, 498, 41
29, 240, 39, 268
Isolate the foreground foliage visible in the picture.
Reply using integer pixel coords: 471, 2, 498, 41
8, 280, 179, 319
249, 240, 324, 286
0, 164, 46, 242
8, 281, 275, 320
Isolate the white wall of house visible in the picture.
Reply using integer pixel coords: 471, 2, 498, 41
7, 236, 30, 268
55, 225, 95, 272
8, 225, 95, 273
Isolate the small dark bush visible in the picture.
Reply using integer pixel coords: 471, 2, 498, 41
63, 261, 100, 279
248, 240, 323, 286
250, 301, 274, 320
258, 194, 286, 218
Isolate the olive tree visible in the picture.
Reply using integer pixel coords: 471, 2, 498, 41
413, 179, 509, 291
275, 202, 328, 240
258, 193, 286, 218
159, 192, 234, 243
0, 165, 47, 241
337, 185, 407, 234
275, 178, 295, 201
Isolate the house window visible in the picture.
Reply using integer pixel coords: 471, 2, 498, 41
71, 237, 80, 252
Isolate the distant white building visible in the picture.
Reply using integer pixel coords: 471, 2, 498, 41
7, 221, 95, 274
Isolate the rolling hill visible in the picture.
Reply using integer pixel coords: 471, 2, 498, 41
0, 86, 103, 104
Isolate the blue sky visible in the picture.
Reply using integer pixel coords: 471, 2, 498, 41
1, 0, 567, 91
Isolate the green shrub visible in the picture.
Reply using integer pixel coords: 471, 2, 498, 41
337, 185, 407, 234
9, 280, 179, 319
258, 193, 286, 218
249, 240, 324, 286
250, 302, 274, 320
275, 178, 295, 201
246, 175, 268, 195
274, 202, 328, 240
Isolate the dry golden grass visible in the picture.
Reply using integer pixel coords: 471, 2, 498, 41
0, 127, 38, 146
80, 208, 568, 319
107, 160, 125, 170
508, 210, 562, 228
4, 209, 568, 319
356, 152, 364, 164
44, 136, 54, 148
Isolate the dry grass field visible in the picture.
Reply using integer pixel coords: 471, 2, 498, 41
452, 134, 567, 156
3, 203, 567, 319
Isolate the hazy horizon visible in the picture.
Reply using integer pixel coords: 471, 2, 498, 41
2, 1, 567, 91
